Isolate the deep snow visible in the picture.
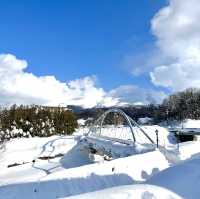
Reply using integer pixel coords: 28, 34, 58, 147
0, 126, 200, 198
148, 155, 200, 199
160, 119, 200, 129
64, 184, 183, 199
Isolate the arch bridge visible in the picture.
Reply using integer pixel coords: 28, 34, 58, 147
86, 108, 155, 145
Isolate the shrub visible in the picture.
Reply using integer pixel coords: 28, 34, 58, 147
0, 105, 78, 141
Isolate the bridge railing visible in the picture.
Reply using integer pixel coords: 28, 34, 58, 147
87, 108, 154, 145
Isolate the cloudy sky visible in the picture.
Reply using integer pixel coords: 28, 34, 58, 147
0, 0, 198, 108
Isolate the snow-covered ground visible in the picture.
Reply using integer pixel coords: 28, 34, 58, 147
147, 155, 200, 199
65, 184, 183, 199
0, 125, 200, 198
160, 119, 200, 129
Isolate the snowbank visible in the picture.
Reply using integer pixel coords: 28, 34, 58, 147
0, 136, 76, 170
64, 184, 183, 199
160, 119, 200, 129
77, 119, 86, 126
0, 150, 169, 199
147, 156, 200, 199
178, 141, 200, 160
138, 117, 152, 124
0, 135, 94, 186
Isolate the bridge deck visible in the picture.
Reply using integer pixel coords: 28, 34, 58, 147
80, 135, 156, 159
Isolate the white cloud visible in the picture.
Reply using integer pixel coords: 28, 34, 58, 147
108, 85, 166, 105
0, 54, 118, 108
150, 0, 200, 91
0, 53, 166, 108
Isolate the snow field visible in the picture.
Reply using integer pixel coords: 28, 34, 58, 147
64, 184, 183, 199
0, 150, 170, 199
147, 156, 200, 199
0, 125, 200, 198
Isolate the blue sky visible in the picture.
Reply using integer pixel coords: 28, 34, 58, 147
1, 0, 197, 107
0, 0, 166, 90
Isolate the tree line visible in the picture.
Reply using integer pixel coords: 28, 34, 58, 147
74, 88, 200, 124
0, 105, 78, 142
154, 88, 200, 122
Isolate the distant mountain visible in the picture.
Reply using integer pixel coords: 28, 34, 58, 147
67, 104, 157, 123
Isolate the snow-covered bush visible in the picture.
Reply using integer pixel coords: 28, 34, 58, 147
0, 105, 78, 141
